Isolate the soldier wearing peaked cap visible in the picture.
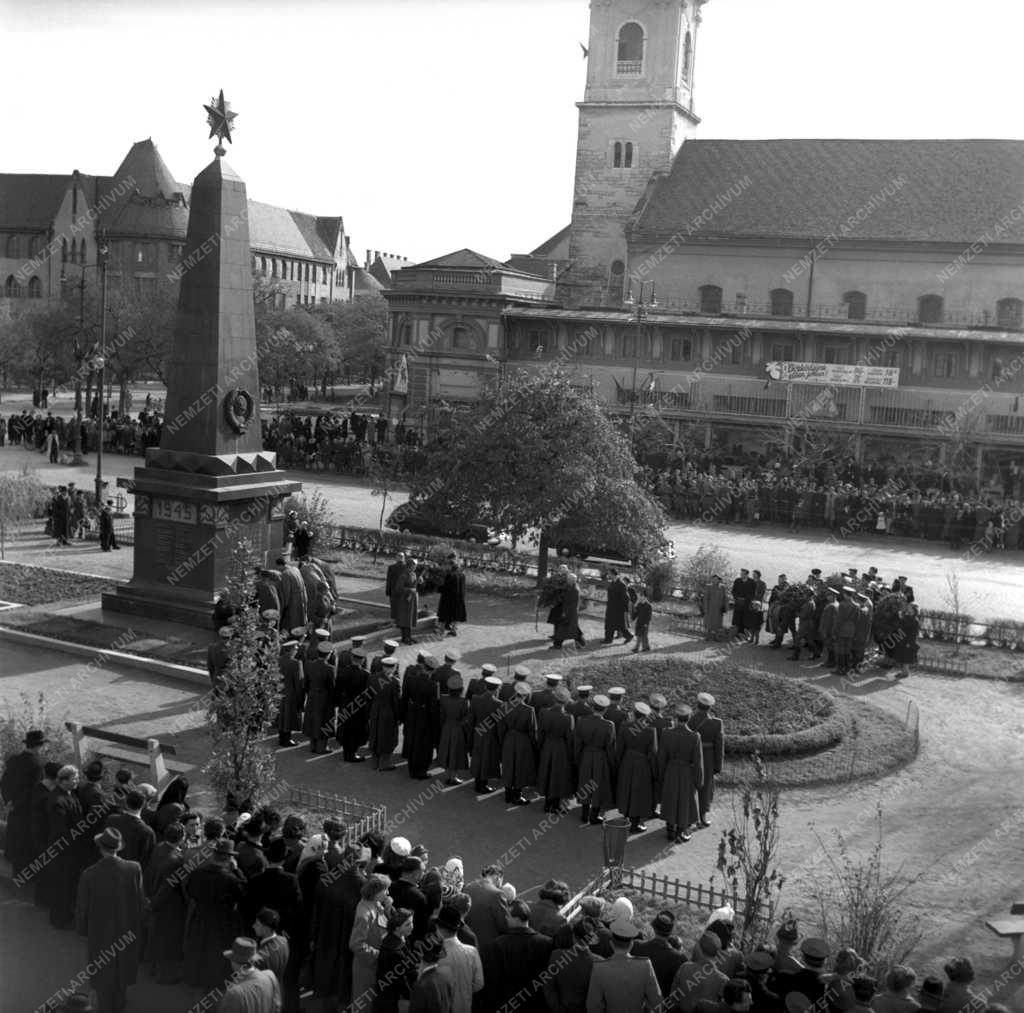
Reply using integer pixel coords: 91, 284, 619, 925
529, 673, 563, 716
437, 674, 470, 786
369, 637, 399, 676
499, 665, 531, 703
465, 663, 497, 700
574, 694, 617, 825
616, 702, 659, 834
775, 938, 829, 1006
604, 688, 628, 734
585, 917, 661, 1013
501, 682, 538, 804
469, 675, 504, 794
367, 655, 401, 772
334, 642, 370, 763
688, 693, 723, 827
430, 652, 463, 732
537, 684, 575, 814
302, 641, 336, 755
277, 637, 305, 747
567, 685, 592, 720
402, 651, 440, 780
658, 703, 703, 844
303, 627, 331, 665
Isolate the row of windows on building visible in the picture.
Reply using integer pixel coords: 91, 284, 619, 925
605, 270, 1024, 329
4, 275, 42, 298
508, 326, 1012, 381
254, 256, 330, 286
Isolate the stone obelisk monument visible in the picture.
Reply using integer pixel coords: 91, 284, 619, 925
104, 92, 301, 625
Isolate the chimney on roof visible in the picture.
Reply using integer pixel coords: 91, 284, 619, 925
365, 249, 371, 268
374, 250, 379, 262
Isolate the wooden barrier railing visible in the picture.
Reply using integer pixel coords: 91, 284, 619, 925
66, 722, 182, 791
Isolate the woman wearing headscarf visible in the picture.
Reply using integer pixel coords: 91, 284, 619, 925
373, 907, 415, 1013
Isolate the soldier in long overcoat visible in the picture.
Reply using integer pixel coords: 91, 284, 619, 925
574, 697, 617, 825
403, 656, 440, 779
76, 827, 144, 1013
501, 683, 538, 804
688, 693, 724, 826
659, 704, 704, 843
335, 651, 370, 762
385, 552, 406, 621
437, 677, 471, 784
367, 657, 402, 769
277, 639, 305, 747
616, 703, 659, 832
536, 687, 575, 814
255, 567, 282, 615
469, 676, 504, 794
302, 644, 336, 754
392, 560, 422, 644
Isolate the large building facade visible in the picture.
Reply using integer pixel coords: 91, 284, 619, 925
383, 0, 1024, 474
0, 138, 398, 319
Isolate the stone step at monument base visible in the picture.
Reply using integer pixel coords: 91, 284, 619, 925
102, 583, 222, 628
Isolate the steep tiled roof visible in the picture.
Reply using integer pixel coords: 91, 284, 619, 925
353, 267, 384, 295
98, 139, 190, 240
636, 139, 1024, 244
288, 210, 334, 261
247, 200, 321, 258
530, 224, 571, 256
0, 174, 70, 230
315, 216, 343, 257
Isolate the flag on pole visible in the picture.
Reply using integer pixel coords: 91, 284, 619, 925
394, 354, 409, 394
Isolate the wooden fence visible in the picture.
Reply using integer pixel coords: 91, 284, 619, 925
287, 785, 387, 842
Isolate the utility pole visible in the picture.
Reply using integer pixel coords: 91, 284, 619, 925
624, 280, 657, 421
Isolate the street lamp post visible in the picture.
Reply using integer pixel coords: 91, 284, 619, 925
625, 280, 657, 420
94, 237, 109, 507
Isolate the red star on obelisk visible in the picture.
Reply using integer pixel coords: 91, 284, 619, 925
203, 90, 237, 156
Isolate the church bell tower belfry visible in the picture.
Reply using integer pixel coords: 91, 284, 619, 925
567, 0, 707, 305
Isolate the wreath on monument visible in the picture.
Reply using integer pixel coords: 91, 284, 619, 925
224, 388, 255, 434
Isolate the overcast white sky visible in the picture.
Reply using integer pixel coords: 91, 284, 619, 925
3, 0, 1020, 264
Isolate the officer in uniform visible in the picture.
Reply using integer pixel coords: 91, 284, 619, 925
818, 588, 840, 669
277, 638, 304, 747
567, 685, 593, 721
574, 694, 617, 826
537, 685, 574, 814
304, 627, 331, 665
369, 638, 400, 676
834, 588, 859, 675
688, 692, 724, 827
432, 649, 461, 697
499, 665, 531, 703
465, 663, 497, 700
335, 648, 370, 762
604, 687, 628, 734
469, 674, 504, 793
529, 673, 562, 716
302, 641, 337, 754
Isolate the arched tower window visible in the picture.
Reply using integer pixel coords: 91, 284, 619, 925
918, 294, 943, 324
616, 22, 644, 75
623, 142, 634, 168
28, 276, 42, 298
996, 297, 1022, 330
613, 142, 623, 168
682, 31, 693, 83
4, 275, 19, 297
770, 288, 794, 317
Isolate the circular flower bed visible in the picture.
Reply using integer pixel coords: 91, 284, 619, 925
564, 656, 845, 758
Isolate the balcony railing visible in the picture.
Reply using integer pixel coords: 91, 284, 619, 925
615, 388, 691, 410
616, 60, 643, 75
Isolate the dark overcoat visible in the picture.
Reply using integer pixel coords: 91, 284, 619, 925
658, 724, 703, 830
437, 695, 471, 771
616, 721, 659, 821
183, 860, 247, 987
46, 785, 86, 927
469, 693, 504, 782
367, 672, 401, 755
1, 748, 43, 875
278, 564, 309, 631
311, 868, 364, 1001
278, 652, 305, 733
553, 585, 581, 642
501, 700, 538, 789
401, 667, 439, 774
145, 843, 187, 965
105, 812, 155, 868
335, 660, 370, 752
437, 568, 467, 624
574, 713, 617, 810
391, 568, 420, 629
537, 707, 575, 799
302, 658, 336, 739
76, 854, 144, 997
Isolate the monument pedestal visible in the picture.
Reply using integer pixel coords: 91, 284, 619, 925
102, 449, 300, 626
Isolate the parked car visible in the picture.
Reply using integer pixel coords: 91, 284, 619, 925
386, 504, 498, 544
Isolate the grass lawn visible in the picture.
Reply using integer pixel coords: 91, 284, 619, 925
0, 561, 117, 605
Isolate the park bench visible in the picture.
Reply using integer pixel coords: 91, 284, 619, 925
65, 722, 191, 792
985, 902, 1024, 962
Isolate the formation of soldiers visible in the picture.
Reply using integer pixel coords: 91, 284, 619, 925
208, 628, 727, 845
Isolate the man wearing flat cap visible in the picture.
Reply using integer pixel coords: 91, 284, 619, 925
688, 694, 724, 828
76, 826, 144, 1013
631, 910, 686, 998
586, 917, 661, 1012
469, 675, 504, 794
537, 685, 575, 814
659, 704, 703, 844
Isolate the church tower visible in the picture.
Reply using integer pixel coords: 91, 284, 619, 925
567, 0, 707, 304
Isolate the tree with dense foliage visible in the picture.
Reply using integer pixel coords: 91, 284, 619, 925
0, 472, 51, 559
408, 365, 667, 580
317, 295, 389, 389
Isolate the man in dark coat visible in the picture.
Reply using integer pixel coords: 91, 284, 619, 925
302, 643, 337, 754
616, 703, 659, 834
463, 865, 509, 945
390, 855, 432, 943
543, 917, 603, 1012
207, 627, 233, 689
76, 827, 144, 1013
255, 567, 282, 615
574, 696, 617, 826
552, 574, 585, 648
501, 683, 538, 805
105, 789, 156, 868
408, 938, 456, 1013
488, 899, 554, 1013
99, 500, 120, 550
46, 764, 86, 929
602, 570, 633, 644
631, 910, 685, 998
385, 552, 407, 621
659, 703, 703, 844
277, 639, 305, 747
311, 845, 366, 1006
688, 693, 724, 827
437, 559, 467, 636
183, 839, 247, 987
1, 728, 46, 882
402, 655, 441, 779
335, 650, 371, 762
392, 560, 422, 645
276, 557, 309, 632
469, 675, 504, 794
537, 686, 575, 814
145, 823, 188, 984
731, 568, 756, 636
28, 761, 60, 908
